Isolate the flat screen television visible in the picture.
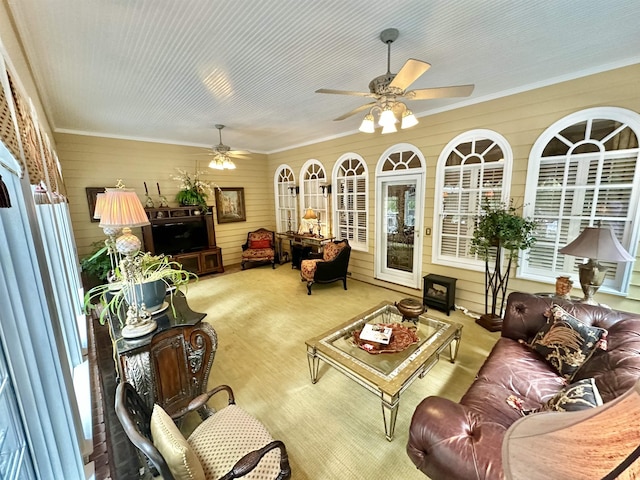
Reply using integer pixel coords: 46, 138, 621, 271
151, 218, 208, 255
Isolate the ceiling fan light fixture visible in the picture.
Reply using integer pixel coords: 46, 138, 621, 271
223, 158, 236, 170
381, 122, 397, 134
401, 109, 418, 129
378, 107, 396, 128
359, 114, 375, 133
208, 157, 224, 170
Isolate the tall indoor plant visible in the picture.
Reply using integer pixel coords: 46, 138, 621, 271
470, 200, 537, 331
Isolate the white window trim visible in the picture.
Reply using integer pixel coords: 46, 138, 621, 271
520, 106, 640, 294
299, 159, 328, 236
273, 164, 297, 233
374, 143, 426, 289
332, 152, 368, 252
432, 129, 513, 271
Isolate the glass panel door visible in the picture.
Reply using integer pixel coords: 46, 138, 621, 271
376, 174, 422, 288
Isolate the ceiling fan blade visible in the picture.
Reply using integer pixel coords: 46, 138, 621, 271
389, 59, 431, 91
333, 102, 377, 121
407, 84, 475, 100
229, 150, 251, 157
316, 88, 374, 97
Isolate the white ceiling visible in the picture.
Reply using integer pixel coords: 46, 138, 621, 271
6, 0, 640, 154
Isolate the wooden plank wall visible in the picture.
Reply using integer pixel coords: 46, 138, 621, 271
268, 63, 640, 314
55, 133, 274, 267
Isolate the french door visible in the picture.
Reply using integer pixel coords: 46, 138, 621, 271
376, 173, 423, 288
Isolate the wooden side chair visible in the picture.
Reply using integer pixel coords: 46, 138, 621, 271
115, 382, 291, 480
300, 239, 351, 295
241, 228, 276, 269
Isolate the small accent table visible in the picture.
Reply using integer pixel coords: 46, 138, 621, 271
306, 301, 462, 441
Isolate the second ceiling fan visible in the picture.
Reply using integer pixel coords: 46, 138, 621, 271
201, 124, 251, 170
316, 28, 475, 133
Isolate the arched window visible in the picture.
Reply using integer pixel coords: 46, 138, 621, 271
273, 164, 297, 232
521, 107, 640, 294
433, 130, 513, 269
299, 159, 328, 236
332, 153, 368, 251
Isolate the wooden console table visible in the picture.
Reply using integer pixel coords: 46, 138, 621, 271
275, 232, 335, 268
109, 292, 216, 417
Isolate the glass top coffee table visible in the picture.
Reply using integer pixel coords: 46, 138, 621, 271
305, 301, 462, 441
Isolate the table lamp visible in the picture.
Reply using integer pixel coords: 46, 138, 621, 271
503, 378, 640, 479
93, 191, 121, 282
303, 208, 317, 235
99, 185, 155, 338
559, 226, 634, 304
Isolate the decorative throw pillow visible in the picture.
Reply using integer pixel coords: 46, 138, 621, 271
528, 304, 608, 380
506, 378, 603, 416
323, 241, 345, 261
150, 404, 205, 480
249, 239, 271, 249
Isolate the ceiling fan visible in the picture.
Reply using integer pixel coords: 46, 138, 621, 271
200, 125, 251, 170
316, 28, 475, 133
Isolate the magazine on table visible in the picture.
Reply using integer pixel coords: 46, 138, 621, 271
359, 323, 392, 344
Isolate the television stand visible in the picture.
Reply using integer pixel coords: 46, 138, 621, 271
142, 207, 224, 275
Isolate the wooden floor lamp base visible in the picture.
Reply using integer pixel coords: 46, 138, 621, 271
476, 313, 503, 332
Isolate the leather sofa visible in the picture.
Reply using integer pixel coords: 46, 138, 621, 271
407, 292, 640, 480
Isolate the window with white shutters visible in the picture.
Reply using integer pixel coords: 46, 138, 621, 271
274, 165, 297, 232
521, 107, 640, 293
300, 160, 328, 236
332, 153, 368, 251
433, 130, 513, 269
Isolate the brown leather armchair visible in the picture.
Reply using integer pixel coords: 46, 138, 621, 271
241, 228, 276, 269
300, 239, 351, 295
115, 381, 291, 480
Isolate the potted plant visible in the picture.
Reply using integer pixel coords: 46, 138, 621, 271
470, 199, 537, 331
80, 241, 112, 290
84, 252, 197, 325
172, 168, 218, 212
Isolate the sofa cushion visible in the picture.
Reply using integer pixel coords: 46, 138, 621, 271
542, 377, 603, 412
507, 377, 603, 415
323, 241, 346, 261
150, 404, 205, 480
528, 304, 608, 381
249, 239, 271, 249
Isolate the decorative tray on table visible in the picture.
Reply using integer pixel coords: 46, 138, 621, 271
352, 323, 419, 354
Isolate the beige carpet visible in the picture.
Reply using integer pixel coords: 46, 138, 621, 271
183, 265, 499, 480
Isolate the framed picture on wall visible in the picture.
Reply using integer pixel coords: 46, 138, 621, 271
215, 187, 246, 224
85, 187, 107, 222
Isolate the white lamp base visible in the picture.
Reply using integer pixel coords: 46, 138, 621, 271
122, 319, 157, 339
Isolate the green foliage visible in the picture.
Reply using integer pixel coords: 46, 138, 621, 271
175, 188, 208, 210
470, 200, 538, 262
80, 241, 112, 282
83, 252, 197, 324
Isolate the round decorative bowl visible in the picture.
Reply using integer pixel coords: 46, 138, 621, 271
395, 298, 425, 331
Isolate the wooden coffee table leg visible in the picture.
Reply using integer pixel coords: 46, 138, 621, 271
381, 392, 400, 441
306, 346, 320, 384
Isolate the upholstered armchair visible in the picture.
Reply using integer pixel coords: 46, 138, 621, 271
241, 228, 276, 269
300, 239, 351, 295
115, 381, 291, 480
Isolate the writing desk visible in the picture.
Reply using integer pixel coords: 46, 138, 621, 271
275, 232, 336, 268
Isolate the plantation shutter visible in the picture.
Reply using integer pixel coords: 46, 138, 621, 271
523, 113, 640, 292
435, 131, 511, 268
335, 155, 368, 250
